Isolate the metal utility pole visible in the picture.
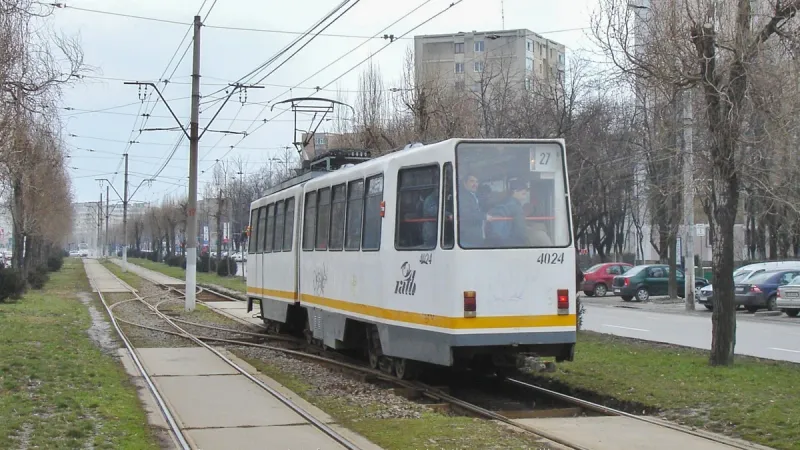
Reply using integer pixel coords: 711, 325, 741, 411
186, 15, 202, 311
682, 88, 695, 311
122, 153, 129, 272
123, 16, 261, 312
105, 185, 110, 257
97, 193, 102, 258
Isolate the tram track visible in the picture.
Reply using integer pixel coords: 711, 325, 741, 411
87, 266, 362, 450
109, 264, 763, 450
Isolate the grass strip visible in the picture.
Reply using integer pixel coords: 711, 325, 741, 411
536, 331, 800, 450
127, 257, 246, 293
0, 259, 160, 449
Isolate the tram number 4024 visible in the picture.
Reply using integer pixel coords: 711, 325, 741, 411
537, 252, 565, 265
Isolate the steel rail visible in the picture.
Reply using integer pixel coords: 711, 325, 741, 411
115, 278, 361, 450
85, 269, 191, 450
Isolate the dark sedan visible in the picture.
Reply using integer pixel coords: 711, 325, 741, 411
734, 269, 800, 312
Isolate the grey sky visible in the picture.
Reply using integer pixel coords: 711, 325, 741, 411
57, 0, 596, 205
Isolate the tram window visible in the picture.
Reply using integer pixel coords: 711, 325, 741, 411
256, 205, 267, 252
248, 209, 258, 253
395, 165, 440, 250
362, 175, 384, 251
302, 191, 317, 251
329, 184, 346, 251
345, 179, 364, 251
283, 197, 295, 251
274, 200, 285, 253
316, 187, 331, 250
441, 162, 455, 249
264, 203, 275, 252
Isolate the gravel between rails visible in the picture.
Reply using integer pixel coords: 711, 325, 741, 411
123, 276, 431, 421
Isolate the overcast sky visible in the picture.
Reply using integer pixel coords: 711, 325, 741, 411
55, 0, 597, 205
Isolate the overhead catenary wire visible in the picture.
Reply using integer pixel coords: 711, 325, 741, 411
48, 3, 587, 38
198, 0, 465, 177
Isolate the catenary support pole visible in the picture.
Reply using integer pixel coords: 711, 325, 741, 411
122, 153, 129, 272
186, 15, 202, 312
682, 88, 695, 311
105, 185, 110, 257
98, 193, 102, 258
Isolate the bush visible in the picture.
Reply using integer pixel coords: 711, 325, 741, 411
27, 266, 49, 290
148, 251, 158, 262
0, 267, 26, 302
198, 255, 211, 273
166, 255, 185, 268
47, 254, 64, 272
216, 257, 238, 277
62, 249, 69, 257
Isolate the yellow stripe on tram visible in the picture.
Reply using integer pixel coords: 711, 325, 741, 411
247, 287, 576, 330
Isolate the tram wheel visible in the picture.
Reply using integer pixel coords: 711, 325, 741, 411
393, 358, 417, 380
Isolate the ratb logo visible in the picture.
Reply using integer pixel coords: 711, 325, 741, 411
395, 262, 417, 296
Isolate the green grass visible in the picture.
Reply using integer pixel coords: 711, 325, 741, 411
238, 353, 551, 450
537, 331, 800, 450
128, 257, 246, 293
0, 260, 160, 449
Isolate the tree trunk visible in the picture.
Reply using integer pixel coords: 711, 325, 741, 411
668, 236, 678, 299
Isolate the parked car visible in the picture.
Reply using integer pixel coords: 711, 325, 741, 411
612, 264, 710, 302
776, 275, 800, 317
697, 261, 800, 310
581, 262, 633, 297
734, 269, 800, 313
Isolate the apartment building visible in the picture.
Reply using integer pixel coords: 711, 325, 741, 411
413, 28, 566, 93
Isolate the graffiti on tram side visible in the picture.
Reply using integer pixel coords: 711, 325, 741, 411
313, 264, 328, 296
395, 262, 417, 296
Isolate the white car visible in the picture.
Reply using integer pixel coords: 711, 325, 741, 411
776, 275, 800, 317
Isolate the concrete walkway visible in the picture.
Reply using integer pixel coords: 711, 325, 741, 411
514, 416, 768, 450
111, 258, 184, 286
204, 301, 264, 327
84, 258, 134, 293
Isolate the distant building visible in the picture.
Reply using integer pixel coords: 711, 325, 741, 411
414, 28, 566, 93
70, 201, 101, 251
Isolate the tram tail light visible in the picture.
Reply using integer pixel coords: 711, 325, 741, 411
557, 289, 569, 315
464, 291, 476, 318
379, 201, 386, 217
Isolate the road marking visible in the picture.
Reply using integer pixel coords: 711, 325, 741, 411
768, 347, 800, 354
603, 324, 649, 332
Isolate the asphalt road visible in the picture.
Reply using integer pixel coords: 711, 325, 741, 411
583, 304, 800, 363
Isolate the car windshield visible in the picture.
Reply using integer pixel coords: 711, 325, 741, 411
623, 266, 646, 277
456, 141, 571, 249
733, 271, 752, 283
585, 264, 604, 273
745, 272, 779, 285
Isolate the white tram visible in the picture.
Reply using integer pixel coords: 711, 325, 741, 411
246, 139, 576, 379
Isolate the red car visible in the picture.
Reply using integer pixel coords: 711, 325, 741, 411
581, 262, 633, 297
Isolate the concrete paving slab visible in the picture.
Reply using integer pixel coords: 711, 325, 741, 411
203, 301, 246, 310
112, 259, 184, 286
83, 259, 133, 293
116, 349, 170, 430
187, 424, 346, 450
137, 347, 239, 376
515, 416, 738, 450
152, 374, 307, 428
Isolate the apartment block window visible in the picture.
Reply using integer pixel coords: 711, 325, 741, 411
455, 62, 464, 73
525, 77, 532, 91
526, 57, 533, 72
454, 42, 464, 54
474, 40, 484, 52
526, 39, 533, 52
558, 53, 565, 65
473, 61, 484, 73
315, 136, 325, 146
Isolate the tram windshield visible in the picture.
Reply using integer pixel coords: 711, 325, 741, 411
455, 142, 571, 249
